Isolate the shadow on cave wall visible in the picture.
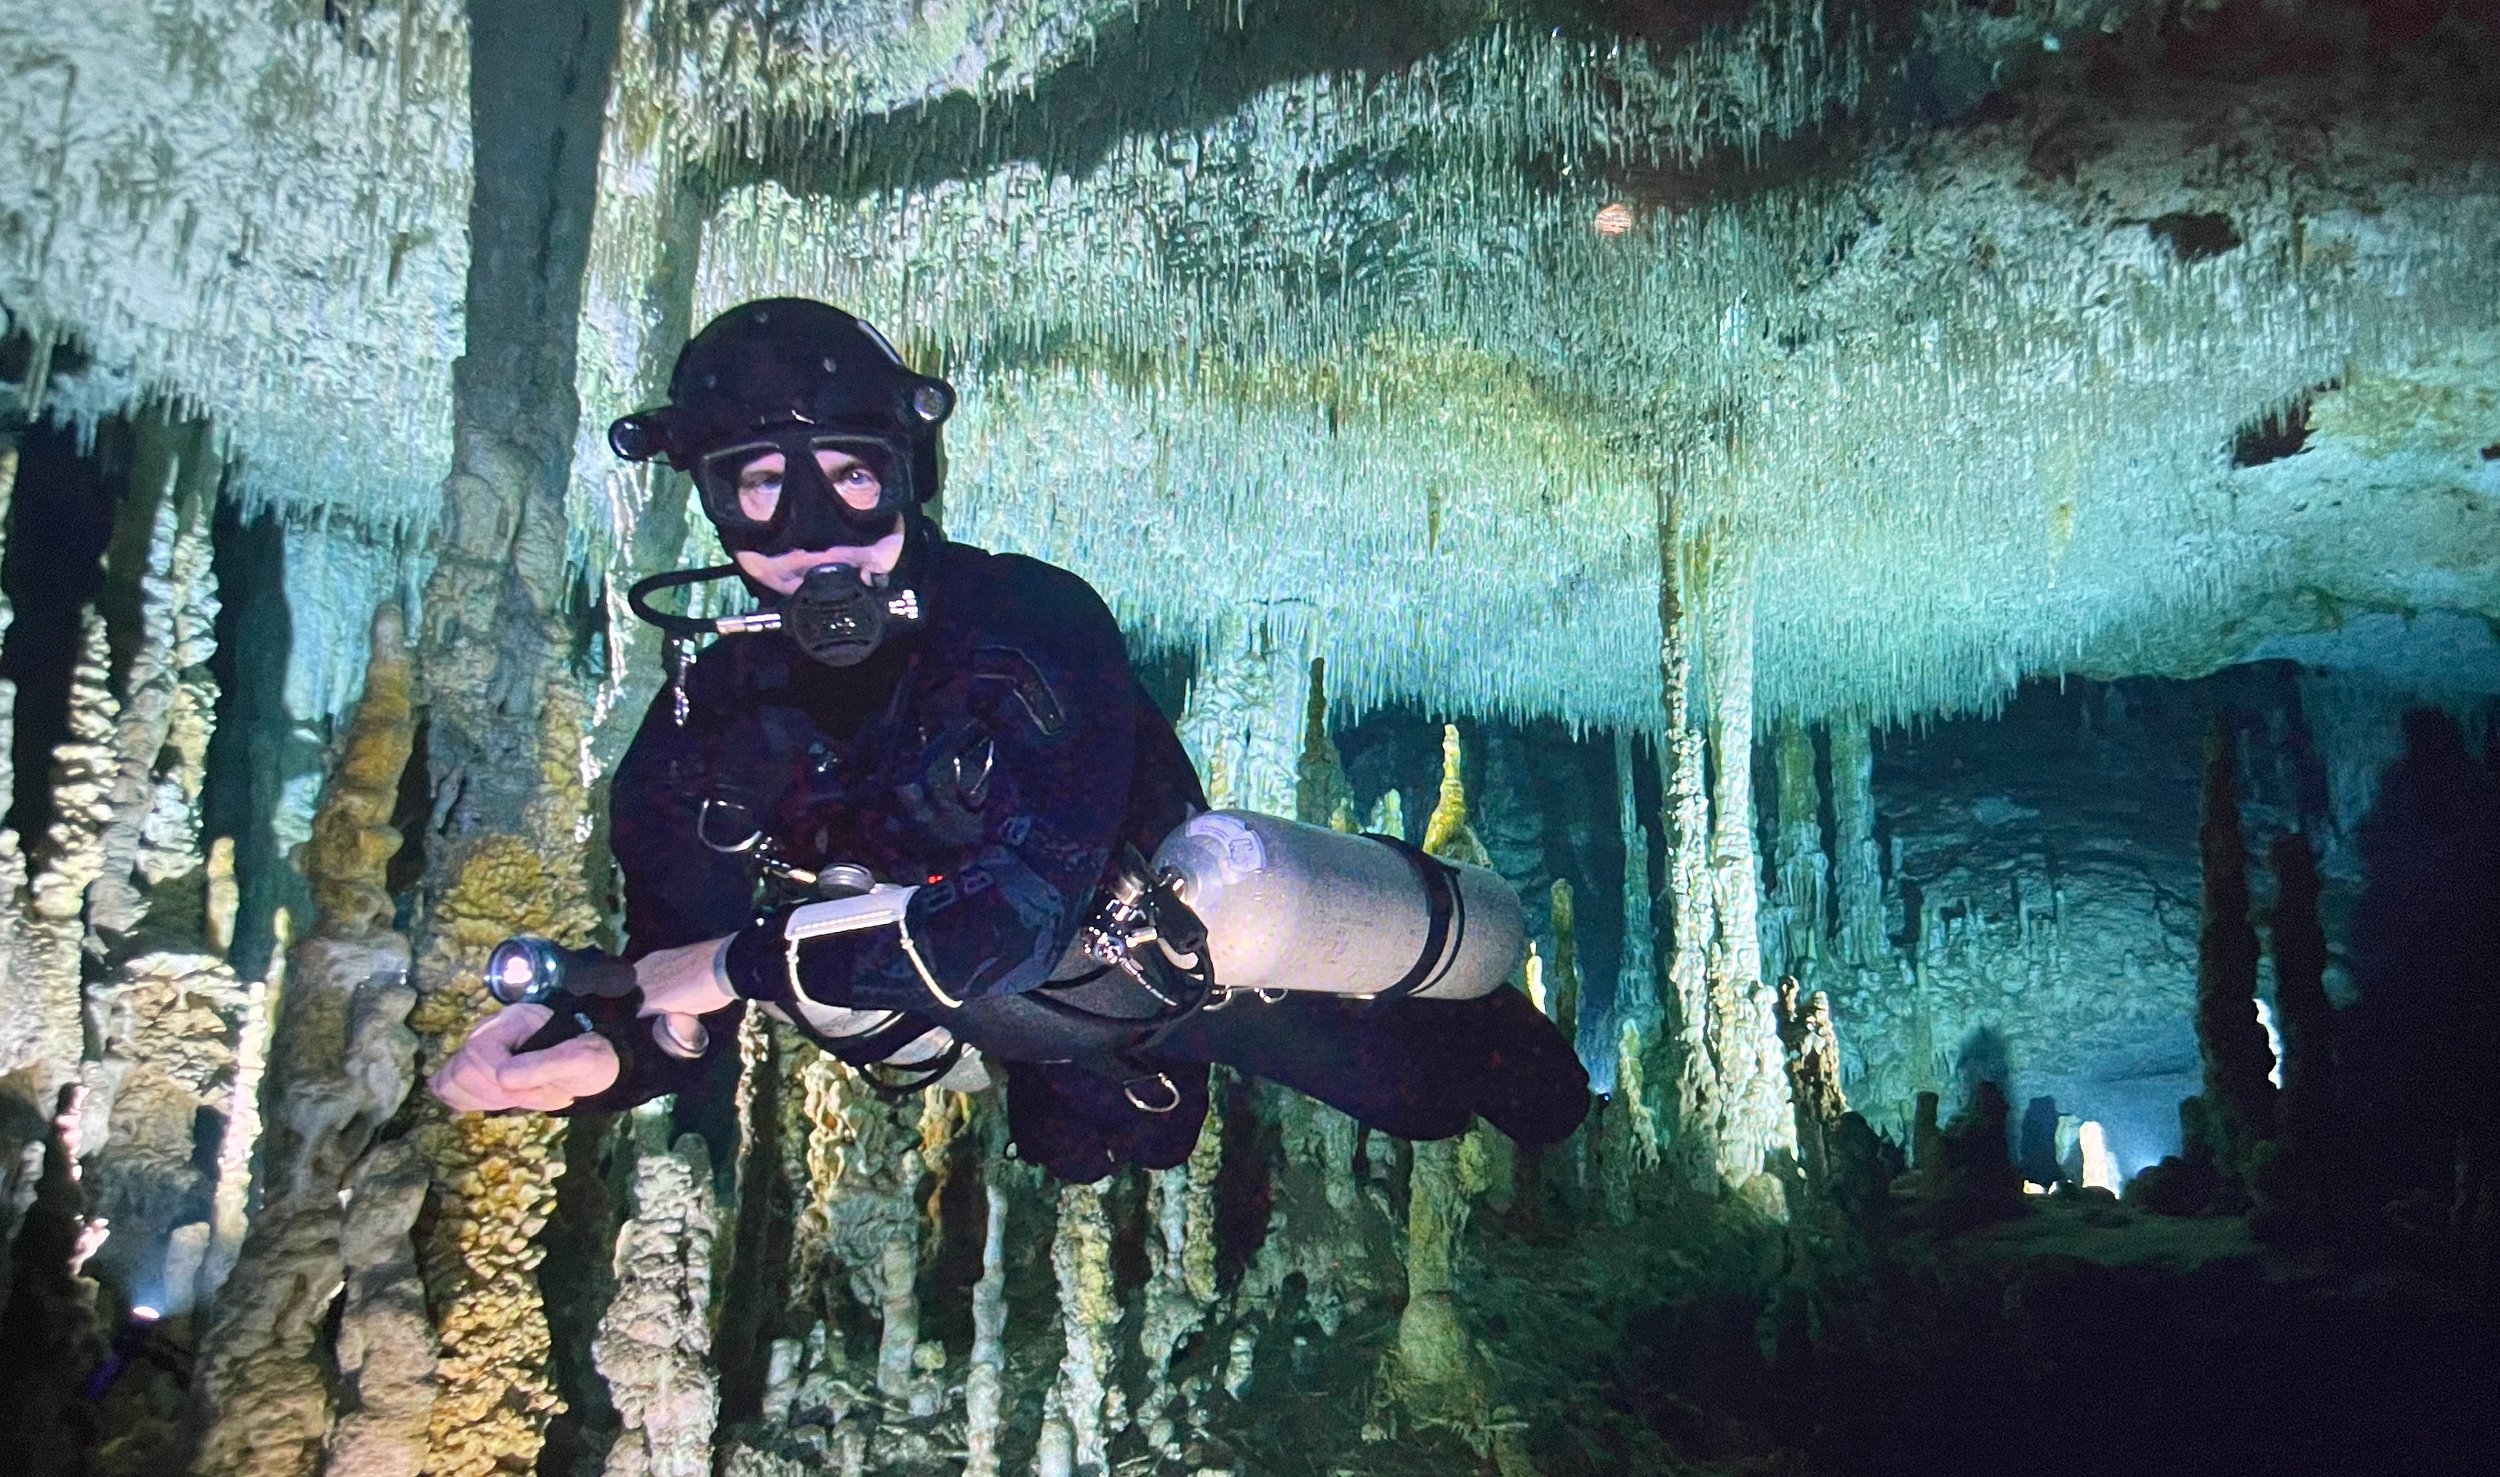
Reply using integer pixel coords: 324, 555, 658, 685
2339, 706, 2500, 1214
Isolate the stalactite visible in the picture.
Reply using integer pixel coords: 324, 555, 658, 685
1703, 557, 1795, 1193
2194, 720, 2278, 1191
592, 1127, 718, 1477
1045, 1179, 1120, 1477
193, 605, 423, 1477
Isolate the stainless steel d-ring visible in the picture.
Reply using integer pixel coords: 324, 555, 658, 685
697, 797, 764, 853
1122, 1073, 1182, 1114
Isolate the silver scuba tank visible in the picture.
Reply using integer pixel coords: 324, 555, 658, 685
1149, 810, 1524, 1001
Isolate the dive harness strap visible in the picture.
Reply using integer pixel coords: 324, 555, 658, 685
1364, 833, 1467, 1000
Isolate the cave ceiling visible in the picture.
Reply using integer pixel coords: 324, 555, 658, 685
2, 0, 2494, 732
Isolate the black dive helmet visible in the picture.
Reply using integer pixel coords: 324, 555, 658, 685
610, 300, 956, 667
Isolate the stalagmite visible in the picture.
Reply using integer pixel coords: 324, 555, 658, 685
1046, 1179, 1120, 1477
1139, 1094, 1224, 1459
1776, 981, 1849, 1188
1393, 1136, 1475, 1397
79, 420, 243, 1312
198, 908, 284, 1311
325, 1138, 438, 1477
193, 605, 425, 1477
1294, 657, 1357, 830
11, 613, 118, 1109
592, 1128, 718, 1477
786, 1053, 926, 1404
1392, 747, 1501, 1430
87, 412, 222, 938
960, 1180, 1010, 1477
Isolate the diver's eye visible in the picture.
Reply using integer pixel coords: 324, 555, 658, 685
737, 467, 784, 521
836, 465, 881, 493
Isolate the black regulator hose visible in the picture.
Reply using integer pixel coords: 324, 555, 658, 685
625, 563, 746, 639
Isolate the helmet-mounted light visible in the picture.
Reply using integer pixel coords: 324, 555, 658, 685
607, 410, 676, 465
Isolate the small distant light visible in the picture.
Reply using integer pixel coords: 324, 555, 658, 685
129, 1305, 161, 1323
1593, 202, 1635, 236
2042, 33, 2061, 52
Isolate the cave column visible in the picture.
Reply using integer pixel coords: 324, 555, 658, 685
1828, 716, 1885, 969
1601, 729, 1663, 1220
2194, 720, 2278, 1196
1769, 722, 1826, 984
1654, 496, 1719, 1194
1701, 553, 1796, 1193
1176, 612, 1308, 817
404, 4, 624, 1474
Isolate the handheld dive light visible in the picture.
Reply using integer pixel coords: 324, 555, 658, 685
485, 936, 641, 1007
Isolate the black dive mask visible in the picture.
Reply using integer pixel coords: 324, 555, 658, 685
694, 428, 912, 554
626, 562, 925, 670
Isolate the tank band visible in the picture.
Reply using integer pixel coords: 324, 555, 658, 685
1364, 835, 1467, 1000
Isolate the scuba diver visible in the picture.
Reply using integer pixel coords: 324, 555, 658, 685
429, 297, 1589, 1181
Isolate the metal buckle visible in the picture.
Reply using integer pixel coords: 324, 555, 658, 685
1122, 1073, 1181, 1114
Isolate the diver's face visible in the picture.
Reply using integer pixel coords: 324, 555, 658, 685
727, 445, 902, 595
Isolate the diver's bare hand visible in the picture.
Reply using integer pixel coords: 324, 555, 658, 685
635, 937, 738, 1052
429, 1004, 620, 1113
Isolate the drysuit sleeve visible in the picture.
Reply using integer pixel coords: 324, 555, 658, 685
725, 559, 1142, 1017
556, 680, 754, 1115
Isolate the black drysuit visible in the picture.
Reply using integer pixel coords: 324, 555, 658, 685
593, 517, 1589, 1180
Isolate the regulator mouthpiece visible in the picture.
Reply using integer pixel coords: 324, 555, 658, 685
785, 563, 922, 667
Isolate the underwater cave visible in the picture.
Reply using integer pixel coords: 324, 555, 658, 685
1, 1, 2496, 1474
